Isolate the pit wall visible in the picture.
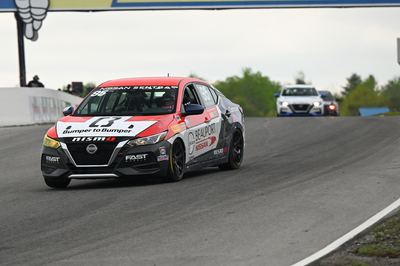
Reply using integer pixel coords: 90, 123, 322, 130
0, 87, 83, 127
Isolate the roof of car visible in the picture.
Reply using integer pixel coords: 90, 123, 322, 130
283, 84, 316, 89
97, 77, 204, 88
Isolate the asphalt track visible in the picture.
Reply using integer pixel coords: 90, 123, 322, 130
1, 116, 400, 266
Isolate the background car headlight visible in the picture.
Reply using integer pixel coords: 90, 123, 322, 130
313, 101, 322, 107
127, 131, 167, 147
43, 135, 60, 149
279, 101, 289, 107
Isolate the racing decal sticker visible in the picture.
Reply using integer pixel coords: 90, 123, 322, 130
157, 146, 169, 161
207, 107, 219, 119
45, 156, 60, 164
56, 116, 157, 137
125, 154, 148, 162
71, 137, 116, 142
171, 124, 181, 133
188, 123, 218, 156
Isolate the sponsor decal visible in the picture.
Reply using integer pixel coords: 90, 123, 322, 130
171, 124, 181, 133
195, 137, 216, 151
185, 119, 190, 127
72, 137, 116, 142
188, 123, 216, 155
214, 148, 225, 155
126, 154, 148, 162
57, 117, 157, 137
180, 122, 186, 130
157, 146, 169, 161
175, 115, 181, 121
207, 107, 218, 118
46, 156, 60, 164
209, 111, 218, 118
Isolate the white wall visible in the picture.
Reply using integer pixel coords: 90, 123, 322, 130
0, 87, 83, 127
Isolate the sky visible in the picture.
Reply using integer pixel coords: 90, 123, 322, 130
1, 7, 400, 95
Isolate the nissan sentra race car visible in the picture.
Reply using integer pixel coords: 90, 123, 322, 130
274, 85, 325, 116
41, 77, 245, 188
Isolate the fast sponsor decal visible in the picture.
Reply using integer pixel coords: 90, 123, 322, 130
126, 154, 148, 162
157, 146, 169, 161
46, 156, 60, 164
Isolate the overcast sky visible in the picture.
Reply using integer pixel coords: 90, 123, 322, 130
1, 7, 400, 94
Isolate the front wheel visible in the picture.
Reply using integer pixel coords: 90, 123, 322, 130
44, 177, 71, 188
219, 129, 244, 170
162, 139, 185, 182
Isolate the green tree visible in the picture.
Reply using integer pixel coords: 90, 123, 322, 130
380, 76, 400, 111
342, 73, 362, 97
340, 75, 384, 116
212, 68, 281, 117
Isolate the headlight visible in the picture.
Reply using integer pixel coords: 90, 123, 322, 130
127, 131, 167, 147
43, 135, 60, 149
279, 101, 289, 107
313, 101, 322, 107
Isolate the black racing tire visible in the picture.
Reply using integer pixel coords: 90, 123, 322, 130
162, 139, 185, 182
218, 129, 244, 170
44, 178, 71, 188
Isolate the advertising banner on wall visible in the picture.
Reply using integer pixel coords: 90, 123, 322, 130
2, 0, 400, 12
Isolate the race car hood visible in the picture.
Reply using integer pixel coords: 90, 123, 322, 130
278, 96, 323, 104
53, 115, 174, 138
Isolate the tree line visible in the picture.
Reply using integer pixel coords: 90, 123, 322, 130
207, 68, 400, 117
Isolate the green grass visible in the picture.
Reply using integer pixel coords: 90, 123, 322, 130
352, 212, 400, 258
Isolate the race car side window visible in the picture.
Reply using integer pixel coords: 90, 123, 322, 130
195, 84, 215, 108
183, 85, 200, 106
209, 87, 218, 104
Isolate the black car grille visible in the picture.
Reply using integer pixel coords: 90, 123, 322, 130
67, 164, 117, 174
67, 143, 118, 165
292, 104, 310, 111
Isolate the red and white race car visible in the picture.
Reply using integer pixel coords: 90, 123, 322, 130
41, 77, 245, 188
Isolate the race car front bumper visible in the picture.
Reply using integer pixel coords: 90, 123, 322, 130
41, 139, 172, 180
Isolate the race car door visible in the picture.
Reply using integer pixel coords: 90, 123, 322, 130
183, 83, 222, 163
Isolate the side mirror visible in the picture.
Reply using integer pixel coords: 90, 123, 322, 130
274, 93, 280, 98
335, 98, 342, 102
183, 104, 204, 116
320, 93, 326, 97
63, 106, 74, 116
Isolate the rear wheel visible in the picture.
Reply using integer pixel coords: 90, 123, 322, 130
44, 177, 71, 188
163, 139, 185, 182
219, 129, 244, 170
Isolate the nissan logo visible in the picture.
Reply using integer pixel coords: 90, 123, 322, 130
86, 144, 98, 154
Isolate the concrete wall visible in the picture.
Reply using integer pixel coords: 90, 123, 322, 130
0, 87, 83, 127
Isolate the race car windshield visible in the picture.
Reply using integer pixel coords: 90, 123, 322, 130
74, 86, 178, 116
282, 88, 318, 96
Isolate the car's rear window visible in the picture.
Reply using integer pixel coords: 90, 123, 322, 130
74, 86, 178, 116
282, 88, 318, 96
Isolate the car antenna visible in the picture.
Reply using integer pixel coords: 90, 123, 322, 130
167, 73, 169, 77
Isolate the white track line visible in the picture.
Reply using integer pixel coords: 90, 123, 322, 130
292, 198, 400, 266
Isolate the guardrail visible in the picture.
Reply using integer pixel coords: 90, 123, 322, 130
0, 87, 83, 127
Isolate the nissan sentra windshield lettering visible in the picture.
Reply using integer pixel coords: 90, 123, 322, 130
74, 87, 178, 116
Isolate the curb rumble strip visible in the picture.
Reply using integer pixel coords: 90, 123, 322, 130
292, 198, 400, 266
